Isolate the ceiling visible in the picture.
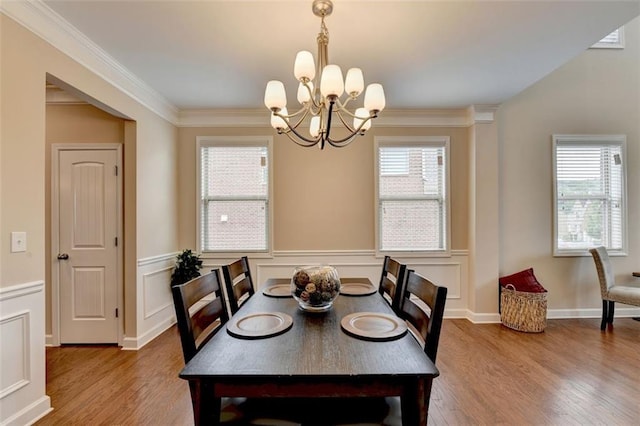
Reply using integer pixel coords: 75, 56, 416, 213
39, 0, 640, 113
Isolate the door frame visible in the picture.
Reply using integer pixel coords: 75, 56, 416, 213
51, 143, 124, 346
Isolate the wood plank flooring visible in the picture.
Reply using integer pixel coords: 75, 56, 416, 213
35, 318, 640, 425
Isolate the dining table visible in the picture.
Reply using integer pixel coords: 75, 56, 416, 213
179, 277, 439, 425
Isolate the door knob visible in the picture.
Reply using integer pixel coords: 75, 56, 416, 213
57, 253, 69, 260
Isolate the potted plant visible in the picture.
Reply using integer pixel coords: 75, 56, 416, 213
170, 249, 203, 287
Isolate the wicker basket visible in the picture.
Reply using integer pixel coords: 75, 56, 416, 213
499, 284, 547, 332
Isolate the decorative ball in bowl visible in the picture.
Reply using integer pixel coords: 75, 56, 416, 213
291, 265, 341, 312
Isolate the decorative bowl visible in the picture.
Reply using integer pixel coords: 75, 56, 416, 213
291, 265, 341, 312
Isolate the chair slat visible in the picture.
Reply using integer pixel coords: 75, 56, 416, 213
378, 256, 407, 314
399, 269, 447, 363
222, 256, 255, 315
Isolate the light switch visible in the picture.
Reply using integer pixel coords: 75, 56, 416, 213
11, 232, 27, 253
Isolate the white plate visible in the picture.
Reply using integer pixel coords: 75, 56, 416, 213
340, 312, 408, 341
263, 284, 292, 298
227, 312, 293, 339
340, 282, 377, 296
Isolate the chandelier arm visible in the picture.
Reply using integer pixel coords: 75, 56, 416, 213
308, 100, 324, 116
334, 96, 357, 112
334, 108, 376, 136
301, 81, 325, 111
326, 132, 361, 148
282, 118, 323, 144
281, 129, 321, 147
333, 99, 361, 119
325, 114, 372, 145
276, 107, 311, 130
334, 110, 357, 133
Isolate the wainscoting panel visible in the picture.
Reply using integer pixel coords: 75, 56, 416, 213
142, 266, 173, 320
0, 281, 52, 426
124, 253, 178, 350
0, 311, 29, 399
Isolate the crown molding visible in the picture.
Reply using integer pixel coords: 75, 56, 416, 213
178, 109, 269, 127
178, 108, 480, 128
1, 0, 179, 124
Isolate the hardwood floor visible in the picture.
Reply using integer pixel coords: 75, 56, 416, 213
36, 318, 640, 425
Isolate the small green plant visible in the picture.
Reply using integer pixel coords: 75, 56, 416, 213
170, 249, 203, 287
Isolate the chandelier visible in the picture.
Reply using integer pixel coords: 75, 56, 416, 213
264, 0, 385, 149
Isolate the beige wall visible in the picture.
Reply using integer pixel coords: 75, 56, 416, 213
498, 17, 640, 310
177, 126, 469, 252
1, 15, 179, 339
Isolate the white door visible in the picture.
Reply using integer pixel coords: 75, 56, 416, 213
56, 148, 120, 344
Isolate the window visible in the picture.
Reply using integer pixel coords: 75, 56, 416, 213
553, 135, 627, 256
376, 137, 450, 254
197, 137, 272, 253
590, 27, 624, 49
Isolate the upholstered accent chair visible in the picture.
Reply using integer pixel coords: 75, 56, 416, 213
589, 246, 640, 330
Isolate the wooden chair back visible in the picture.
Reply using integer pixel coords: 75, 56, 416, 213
171, 269, 229, 363
378, 256, 407, 313
399, 269, 448, 363
222, 256, 255, 315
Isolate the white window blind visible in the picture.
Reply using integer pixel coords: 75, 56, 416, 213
199, 141, 270, 252
380, 148, 409, 175
377, 138, 449, 253
553, 135, 626, 255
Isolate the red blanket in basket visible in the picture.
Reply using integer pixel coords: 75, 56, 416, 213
499, 268, 547, 293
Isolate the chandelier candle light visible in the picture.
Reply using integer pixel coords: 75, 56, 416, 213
264, 0, 385, 149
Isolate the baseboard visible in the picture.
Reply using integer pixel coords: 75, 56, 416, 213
465, 311, 502, 323
0, 395, 52, 426
45, 334, 55, 347
457, 307, 640, 324
547, 307, 640, 319
121, 316, 175, 350
443, 308, 478, 320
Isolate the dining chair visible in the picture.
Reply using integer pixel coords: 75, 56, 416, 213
171, 270, 249, 423
222, 256, 255, 315
171, 269, 229, 363
378, 255, 407, 314
589, 246, 640, 330
326, 268, 447, 426
399, 269, 448, 364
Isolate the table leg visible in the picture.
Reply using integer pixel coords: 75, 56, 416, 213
189, 380, 221, 425
401, 378, 432, 425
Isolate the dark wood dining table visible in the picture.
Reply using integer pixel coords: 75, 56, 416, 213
179, 277, 439, 425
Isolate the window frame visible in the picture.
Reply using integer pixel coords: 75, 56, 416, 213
374, 136, 451, 258
196, 136, 274, 257
552, 134, 627, 257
